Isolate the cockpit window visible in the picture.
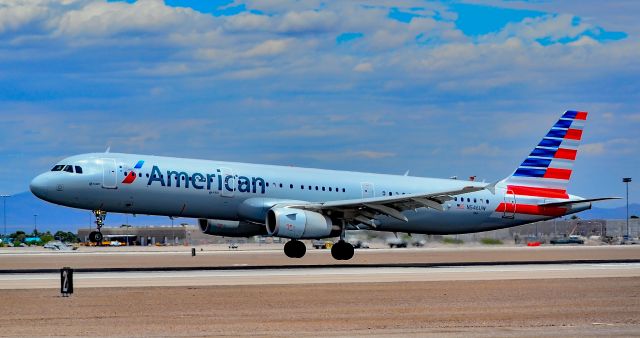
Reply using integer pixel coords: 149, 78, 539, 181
75, 166, 83, 174
51, 165, 64, 172
63, 165, 74, 173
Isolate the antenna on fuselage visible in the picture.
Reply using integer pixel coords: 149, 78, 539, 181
105, 146, 111, 153
403, 170, 410, 176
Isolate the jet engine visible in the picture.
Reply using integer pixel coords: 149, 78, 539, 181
198, 219, 267, 237
266, 208, 334, 239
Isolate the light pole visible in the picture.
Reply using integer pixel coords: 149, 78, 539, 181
33, 214, 38, 235
1, 195, 9, 238
623, 178, 632, 238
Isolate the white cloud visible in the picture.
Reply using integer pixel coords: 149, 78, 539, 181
243, 39, 291, 58
353, 62, 373, 72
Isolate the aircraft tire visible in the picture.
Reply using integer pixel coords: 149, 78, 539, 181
294, 240, 306, 258
331, 240, 354, 260
89, 231, 103, 243
284, 240, 306, 258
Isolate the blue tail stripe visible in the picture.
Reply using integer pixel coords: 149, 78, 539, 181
134, 160, 145, 169
538, 138, 562, 148
530, 148, 556, 158
514, 168, 546, 177
546, 129, 568, 138
553, 119, 573, 129
521, 158, 552, 168
562, 111, 578, 118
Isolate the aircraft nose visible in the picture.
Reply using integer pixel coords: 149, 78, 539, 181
30, 174, 51, 199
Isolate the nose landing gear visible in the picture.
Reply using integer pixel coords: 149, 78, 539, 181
88, 210, 106, 244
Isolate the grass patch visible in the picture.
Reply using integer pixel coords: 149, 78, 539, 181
480, 238, 503, 245
442, 237, 464, 244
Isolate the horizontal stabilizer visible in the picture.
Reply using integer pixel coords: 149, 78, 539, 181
538, 197, 621, 207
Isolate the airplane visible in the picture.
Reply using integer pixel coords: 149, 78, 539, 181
29, 111, 616, 260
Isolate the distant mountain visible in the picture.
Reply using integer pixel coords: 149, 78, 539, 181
1, 191, 637, 234
0, 192, 191, 233
579, 203, 640, 220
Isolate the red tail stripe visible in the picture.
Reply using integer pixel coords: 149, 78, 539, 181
554, 148, 577, 160
544, 168, 572, 180
565, 128, 583, 140
507, 185, 569, 199
575, 112, 588, 120
495, 203, 567, 217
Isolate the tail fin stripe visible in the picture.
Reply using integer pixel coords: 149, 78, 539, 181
539, 138, 563, 148
575, 112, 588, 120
543, 168, 572, 180
514, 168, 546, 177
554, 148, 577, 160
546, 129, 568, 138
553, 119, 573, 128
521, 158, 552, 167
530, 148, 556, 158
565, 129, 583, 140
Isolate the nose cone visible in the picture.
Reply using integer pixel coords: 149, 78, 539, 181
30, 174, 51, 200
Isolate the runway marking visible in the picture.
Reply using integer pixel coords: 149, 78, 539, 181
0, 263, 639, 289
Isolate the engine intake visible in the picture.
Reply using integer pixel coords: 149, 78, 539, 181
266, 208, 333, 239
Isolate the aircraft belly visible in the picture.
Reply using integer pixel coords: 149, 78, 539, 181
375, 208, 514, 235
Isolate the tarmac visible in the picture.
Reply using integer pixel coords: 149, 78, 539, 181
0, 245, 639, 337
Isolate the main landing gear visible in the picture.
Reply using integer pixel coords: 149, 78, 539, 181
284, 240, 306, 258
89, 210, 106, 244
331, 220, 354, 260
331, 240, 354, 260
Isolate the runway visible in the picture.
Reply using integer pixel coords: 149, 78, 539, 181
2, 262, 639, 289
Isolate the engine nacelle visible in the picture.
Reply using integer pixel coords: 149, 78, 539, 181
198, 219, 266, 237
266, 208, 333, 239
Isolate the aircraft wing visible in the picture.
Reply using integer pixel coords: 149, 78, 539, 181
285, 185, 486, 228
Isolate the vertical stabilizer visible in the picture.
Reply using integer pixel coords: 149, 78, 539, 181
504, 110, 587, 192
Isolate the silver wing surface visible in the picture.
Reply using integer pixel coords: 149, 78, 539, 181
280, 185, 487, 229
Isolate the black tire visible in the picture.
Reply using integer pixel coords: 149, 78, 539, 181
331, 240, 354, 260
294, 240, 306, 258
89, 231, 103, 243
284, 240, 296, 258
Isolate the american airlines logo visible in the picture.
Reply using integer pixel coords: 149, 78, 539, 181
122, 160, 145, 184
146, 165, 266, 194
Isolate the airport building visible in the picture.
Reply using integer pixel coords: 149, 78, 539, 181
77, 225, 201, 246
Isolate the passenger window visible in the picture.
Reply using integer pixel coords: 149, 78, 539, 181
309, 186, 312, 190
454, 197, 457, 201
474, 198, 477, 203
290, 184, 293, 189
279, 183, 283, 188
382, 191, 386, 196
63, 165, 74, 173
487, 200, 490, 204
342, 188, 346, 192
266, 182, 270, 187
315, 186, 318, 190
138, 172, 142, 178
467, 198, 470, 202
322, 187, 325, 191
146, 173, 150, 178
389, 192, 392, 196
329, 187, 332, 192
51, 165, 64, 172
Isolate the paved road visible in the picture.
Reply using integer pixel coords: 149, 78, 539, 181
2, 263, 639, 289
1, 245, 639, 269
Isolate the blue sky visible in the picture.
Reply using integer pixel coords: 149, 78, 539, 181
0, 0, 638, 210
